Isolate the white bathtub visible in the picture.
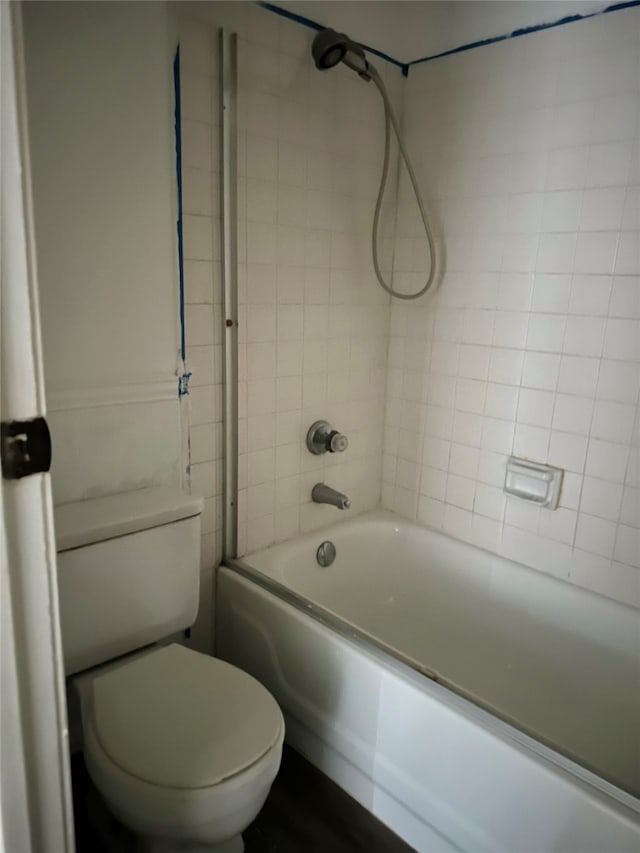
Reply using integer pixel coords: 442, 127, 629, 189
217, 509, 640, 852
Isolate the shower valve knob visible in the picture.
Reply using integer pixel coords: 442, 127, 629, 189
328, 431, 348, 453
307, 421, 349, 455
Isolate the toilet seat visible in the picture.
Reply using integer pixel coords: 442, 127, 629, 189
89, 644, 284, 789
83, 702, 284, 846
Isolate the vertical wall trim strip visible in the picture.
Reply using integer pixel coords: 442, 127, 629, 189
220, 29, 239, 560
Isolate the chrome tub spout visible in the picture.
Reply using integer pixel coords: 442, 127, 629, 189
311, 483, 351, 510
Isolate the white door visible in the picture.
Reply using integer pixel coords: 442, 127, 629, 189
1, 3, 75, 851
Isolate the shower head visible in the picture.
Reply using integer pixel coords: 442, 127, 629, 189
311, 28, 375, 81
311, 31, 438, 300
312, 28, 350, 69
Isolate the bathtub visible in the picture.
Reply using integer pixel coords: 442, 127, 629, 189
216, 509, 640, 852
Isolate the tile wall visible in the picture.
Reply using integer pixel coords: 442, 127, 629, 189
177, 4, 402, 641
234, 10, 403, 554
383, 7, 640, 606
178, 2, 639, 610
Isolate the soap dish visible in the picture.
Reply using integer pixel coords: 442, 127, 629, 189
504, 456, 563, 510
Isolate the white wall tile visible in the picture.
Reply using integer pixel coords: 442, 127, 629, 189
489, 348, 524, 384
526, 314, 566, 352
184, 260, 214, 304
591, 400, 635, 444
609, 277, 640, 319
538, 507, 577, 546
183, 215, 213, 261
548, 430, 588, 473
575, 513, 617, 558
545, 147, 588, 191
585, 438, 630, 482
573, 232, 618, 275
563, 315, 606, 357
552, 394, 594, 434
614, 525, 640, 568
620, 486, 639, 527
568, 275, 612, 316
518, 388, 555, 428
580, 476, 623, 522
579, 188, 625, 232
615, 233, 640, 275
603, 318, 639, 361
596, 360, 639, 404
586, 141, 632, 188
474, 483, 506, 520
521, 352, 560, 391
513, 423, 550, 459
541, 190, 582, 232
531, 274, 571, 313
181, 120, 212, 171
382, 6, 639, 606
185, 304, 214, 346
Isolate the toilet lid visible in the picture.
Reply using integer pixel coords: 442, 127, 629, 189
90, 644, 283, 789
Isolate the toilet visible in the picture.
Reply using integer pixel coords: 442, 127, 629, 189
55, 486, 284, 853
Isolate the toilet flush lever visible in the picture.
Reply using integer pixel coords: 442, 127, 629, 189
306, 420, 349, 455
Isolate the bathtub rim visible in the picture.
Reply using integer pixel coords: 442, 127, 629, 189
239, 508, 640, 620
220, 555, 640, 816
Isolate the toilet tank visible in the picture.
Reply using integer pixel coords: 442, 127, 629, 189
55, 487, 203, 675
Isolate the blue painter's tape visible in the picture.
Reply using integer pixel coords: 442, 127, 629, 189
410, 33, 509, 66
257, 1, 323, 32
256, 1, 407, 72
603, 0, 640, 11
510, 14, 588, 38
408, 1, 640, 68
173, 47, 186, 365
178, 372, 192, 397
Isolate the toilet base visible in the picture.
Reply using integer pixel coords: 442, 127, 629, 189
144, 835, 243, 853
86, 778, 245, 853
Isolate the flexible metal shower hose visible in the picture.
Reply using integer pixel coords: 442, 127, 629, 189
371, 70, 438, 300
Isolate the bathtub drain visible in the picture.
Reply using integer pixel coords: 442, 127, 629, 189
317, 541, 336, 567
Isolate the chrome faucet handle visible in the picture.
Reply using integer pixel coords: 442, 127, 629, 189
329, 432, 348, 453
307, 420, 349, 455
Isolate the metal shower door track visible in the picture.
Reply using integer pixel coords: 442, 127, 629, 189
219, 29, 238, 561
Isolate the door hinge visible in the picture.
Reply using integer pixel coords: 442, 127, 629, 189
1, 417, 52, 480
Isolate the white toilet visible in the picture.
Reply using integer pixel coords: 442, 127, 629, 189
55, 486, 284, 853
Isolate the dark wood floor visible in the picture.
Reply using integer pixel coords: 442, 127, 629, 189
71, 745, 415, 852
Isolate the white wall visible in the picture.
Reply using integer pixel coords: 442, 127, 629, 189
383, 6, 640, 606
24, 1, 183, 504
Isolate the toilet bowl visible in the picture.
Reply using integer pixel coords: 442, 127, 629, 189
76, 643, 285, 852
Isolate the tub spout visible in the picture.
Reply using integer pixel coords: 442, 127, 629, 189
312, 483, 351, 510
